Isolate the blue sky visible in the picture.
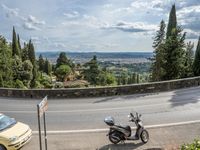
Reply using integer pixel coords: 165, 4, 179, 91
0, 0, 200, 52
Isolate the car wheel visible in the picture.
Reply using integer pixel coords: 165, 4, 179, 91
0, 145, 6, 150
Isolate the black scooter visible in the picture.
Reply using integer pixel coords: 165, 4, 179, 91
104, 112, 149, 144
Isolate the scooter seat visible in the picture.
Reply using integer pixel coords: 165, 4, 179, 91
117, 125, 131, 131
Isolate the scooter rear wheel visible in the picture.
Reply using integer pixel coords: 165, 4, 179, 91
109, 133, 121, 144
140, 129, 149, 143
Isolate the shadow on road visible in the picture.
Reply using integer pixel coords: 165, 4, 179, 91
93, 93, 159, 104
98, 142, 144, 150
98, 142, 163, 150
169, 87, 200, 107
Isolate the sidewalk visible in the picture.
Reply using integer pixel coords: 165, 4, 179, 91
22, 122, 200, 150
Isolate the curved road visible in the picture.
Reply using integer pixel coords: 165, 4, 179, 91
1, 86, 200, 132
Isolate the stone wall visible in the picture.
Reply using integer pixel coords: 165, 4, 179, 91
0, 77, 200, 99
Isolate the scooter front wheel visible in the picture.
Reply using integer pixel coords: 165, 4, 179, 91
140, 129, 149, 143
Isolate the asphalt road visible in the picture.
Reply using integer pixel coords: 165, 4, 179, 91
1, 86, 200, 132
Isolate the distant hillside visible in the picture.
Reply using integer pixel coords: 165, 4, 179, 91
36, 51, 153, 59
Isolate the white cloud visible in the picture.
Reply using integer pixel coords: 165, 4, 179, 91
103, 21, 157, 33
23, 22, 40, 30
62, 14, 108, 29
177, 5, 200, 31
64, 11, 79, 19
53, 42, 67, 49
31, 36, 39, 41
27, 15, 46, 25
1, 4, 19, 18
103, 4, 113, 8
184, 29, 199, 39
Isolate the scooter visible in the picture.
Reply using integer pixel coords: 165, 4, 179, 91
104, 112, 149, 144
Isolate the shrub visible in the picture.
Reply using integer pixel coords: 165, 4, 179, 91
181, 139, 200, 150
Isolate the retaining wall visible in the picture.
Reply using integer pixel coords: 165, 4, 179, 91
0, 77, 200, 99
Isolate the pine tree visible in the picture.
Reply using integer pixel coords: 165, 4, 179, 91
83, 55, 100, 85
12, 26, 20, 56
166, 4, 177, 39
56, 52, 74, 69
151, 20, 166, 81
162, 4, 186, 80
56, 52, 68, 68
193, 37, 200, 76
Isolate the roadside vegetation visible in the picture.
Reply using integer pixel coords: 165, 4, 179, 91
0, 4, 199, 89
181, 139, 200, 150
151, 4, 200, 82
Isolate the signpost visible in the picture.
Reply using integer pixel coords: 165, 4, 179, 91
37, 96, 48, 150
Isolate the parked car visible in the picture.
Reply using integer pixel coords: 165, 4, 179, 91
0, 114, 32, 150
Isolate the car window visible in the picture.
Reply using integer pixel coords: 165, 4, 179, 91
0, 115, 17, 131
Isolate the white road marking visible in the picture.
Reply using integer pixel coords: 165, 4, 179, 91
2, 99, 200, 114
32, 119, 200, 134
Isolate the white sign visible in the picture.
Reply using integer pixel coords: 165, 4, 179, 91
38, 96, 48, 117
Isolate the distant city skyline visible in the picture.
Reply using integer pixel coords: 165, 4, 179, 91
0, 0, 200, 52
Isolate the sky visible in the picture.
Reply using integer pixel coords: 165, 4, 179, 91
0, 0, 200, 52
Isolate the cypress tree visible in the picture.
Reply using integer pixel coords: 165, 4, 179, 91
193, 37, 200, 76
28, 39, 36, 65
0, 74, 3, 87
44, 58, 52, 75
38, 54, 45, 71
17, 34, 21, 50
22, 43, 29, 61
166, 4, 177, 39
12, 26, 20, 56
136, 74, 140, 83
17, 34, 21, 57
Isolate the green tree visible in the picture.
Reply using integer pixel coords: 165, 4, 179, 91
12, 26, 20, 56
183, 42, 194, 77
193, 37, 200, 76
30, 64, 38, 88
28, 39, 36, 65
44, 58, 52, 75
82, 55, 100, 85
56, 52, 74, 68
98, 71, 116, 86
137, 74, 140, 83
166, 4, 177, 39
22, 43, 29, 61
163, 27, 186, 80
0, 36, 13, 87
38, 54, 45, 71
21, 60, 33, 87
151, 20, 166, 81
162, 4, 186, 80
0, 74, 3, 87
55, 65, 71, 81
